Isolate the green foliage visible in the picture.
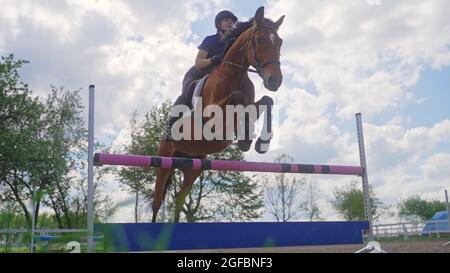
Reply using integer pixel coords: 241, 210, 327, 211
0, 201, 26, 229
1, 53, 264, 227
398, 196, 447, 221
115, 101, 264, 222
332, 181, 382, 221
0, 54, 45, 227
0, 54, 115, 229
113, 101, 173, 222
170, 143, 264, 222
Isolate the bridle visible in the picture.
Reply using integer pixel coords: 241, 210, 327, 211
222, 25, 280, 78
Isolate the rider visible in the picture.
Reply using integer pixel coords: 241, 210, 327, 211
165, 10, 238, 141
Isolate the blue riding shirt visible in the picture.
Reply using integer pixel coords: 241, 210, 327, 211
198, 33, 227, 58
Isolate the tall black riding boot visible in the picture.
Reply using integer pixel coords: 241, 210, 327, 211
165, 66, 205, 142
164, 115, 180, 142
164, 93, 191, 142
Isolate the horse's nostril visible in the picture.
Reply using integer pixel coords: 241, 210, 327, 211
267, 76, 279, 89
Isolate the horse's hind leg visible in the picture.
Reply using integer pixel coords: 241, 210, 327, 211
152, 167, 173, 223
152, 141, 176, 223
174, 168, 203, 222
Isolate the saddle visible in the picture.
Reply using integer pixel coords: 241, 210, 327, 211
189, 74, 209, 110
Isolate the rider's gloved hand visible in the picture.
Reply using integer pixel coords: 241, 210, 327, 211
210, 55, 222, 66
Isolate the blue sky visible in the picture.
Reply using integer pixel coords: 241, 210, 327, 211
405, 66, 450, 127
1, 0, 449, 222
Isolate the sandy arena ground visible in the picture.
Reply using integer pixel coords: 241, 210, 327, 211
169, 239, 450, 253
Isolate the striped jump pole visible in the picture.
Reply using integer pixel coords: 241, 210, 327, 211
94, 153, 364, 176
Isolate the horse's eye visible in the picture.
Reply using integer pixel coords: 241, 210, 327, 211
256, 37, 263, 44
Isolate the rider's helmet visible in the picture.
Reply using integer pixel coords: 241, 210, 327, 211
215, 10, 238, 32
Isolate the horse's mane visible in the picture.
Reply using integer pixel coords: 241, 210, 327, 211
221, 20, 254, 43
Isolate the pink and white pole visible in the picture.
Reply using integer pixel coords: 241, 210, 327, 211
87, 86, 374, 248
94, 153, 364, 176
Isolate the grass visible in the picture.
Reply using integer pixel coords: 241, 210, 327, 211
1, 233, 448, 253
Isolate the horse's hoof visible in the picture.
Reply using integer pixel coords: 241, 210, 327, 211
238, 140, 252, 151
255, 138, 270, 154
261, 95, 274, 105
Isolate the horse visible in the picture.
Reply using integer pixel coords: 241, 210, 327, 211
152, 6, 285, 222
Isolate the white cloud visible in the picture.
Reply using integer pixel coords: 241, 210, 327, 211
421, 153, 450, 183
0, 0, 226, 141
2, 1, 450, 223
267, 0, 450, 119
386, 115, 411, 126
258, 114, 450, 221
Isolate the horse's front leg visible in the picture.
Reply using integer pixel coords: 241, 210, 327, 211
253, 95, 273, 154
223, 91, 254, 151
235, 95, 273, 153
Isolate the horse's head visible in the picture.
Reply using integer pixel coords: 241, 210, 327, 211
247, 7, 285, 91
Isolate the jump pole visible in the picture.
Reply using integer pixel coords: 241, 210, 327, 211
93, 153, 364, 176
87, 85, 95, 252
356, 113, 374, 241
87, 85, 374, 249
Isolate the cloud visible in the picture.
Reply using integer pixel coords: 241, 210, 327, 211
255, 113, 450, 220
0, 0, 226, 140
267, 0, 450, 119
358, 121, 450, 207
2, 1, 450, 222
421, 153, 450, 184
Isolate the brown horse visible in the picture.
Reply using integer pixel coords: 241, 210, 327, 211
152, 7, 285, 222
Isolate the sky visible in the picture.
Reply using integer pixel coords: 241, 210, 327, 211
1, 0, 449, 223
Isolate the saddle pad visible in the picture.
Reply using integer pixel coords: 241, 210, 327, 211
191, 74, 209, 108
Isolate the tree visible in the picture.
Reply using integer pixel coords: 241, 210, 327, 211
398, 196, 447, 221
44, 141, 117, 228
115, 101, 264, 222
0, 200, 27, 252
332, 181, 382, 221
116, 112, 146, 223
115, 101, 172, 222
165, 143, 264, 222
303, 179, 322, 221
116, 101, 263, 222
0, 200, 24, 230
33, 86, 88, 228
263, 154, 306, 222
0, 54, 45, 227
0, 54, 116, 229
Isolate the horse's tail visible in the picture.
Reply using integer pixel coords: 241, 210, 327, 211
162, 174, 173, 201
151, 171, 173, 223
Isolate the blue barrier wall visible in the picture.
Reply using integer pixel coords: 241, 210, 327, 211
95, 221, 369, 252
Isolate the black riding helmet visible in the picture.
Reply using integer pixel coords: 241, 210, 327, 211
215, 10, 238, 31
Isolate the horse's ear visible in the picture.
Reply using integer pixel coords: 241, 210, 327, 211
255, 6, 264, 26
275, 15, 285, 29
